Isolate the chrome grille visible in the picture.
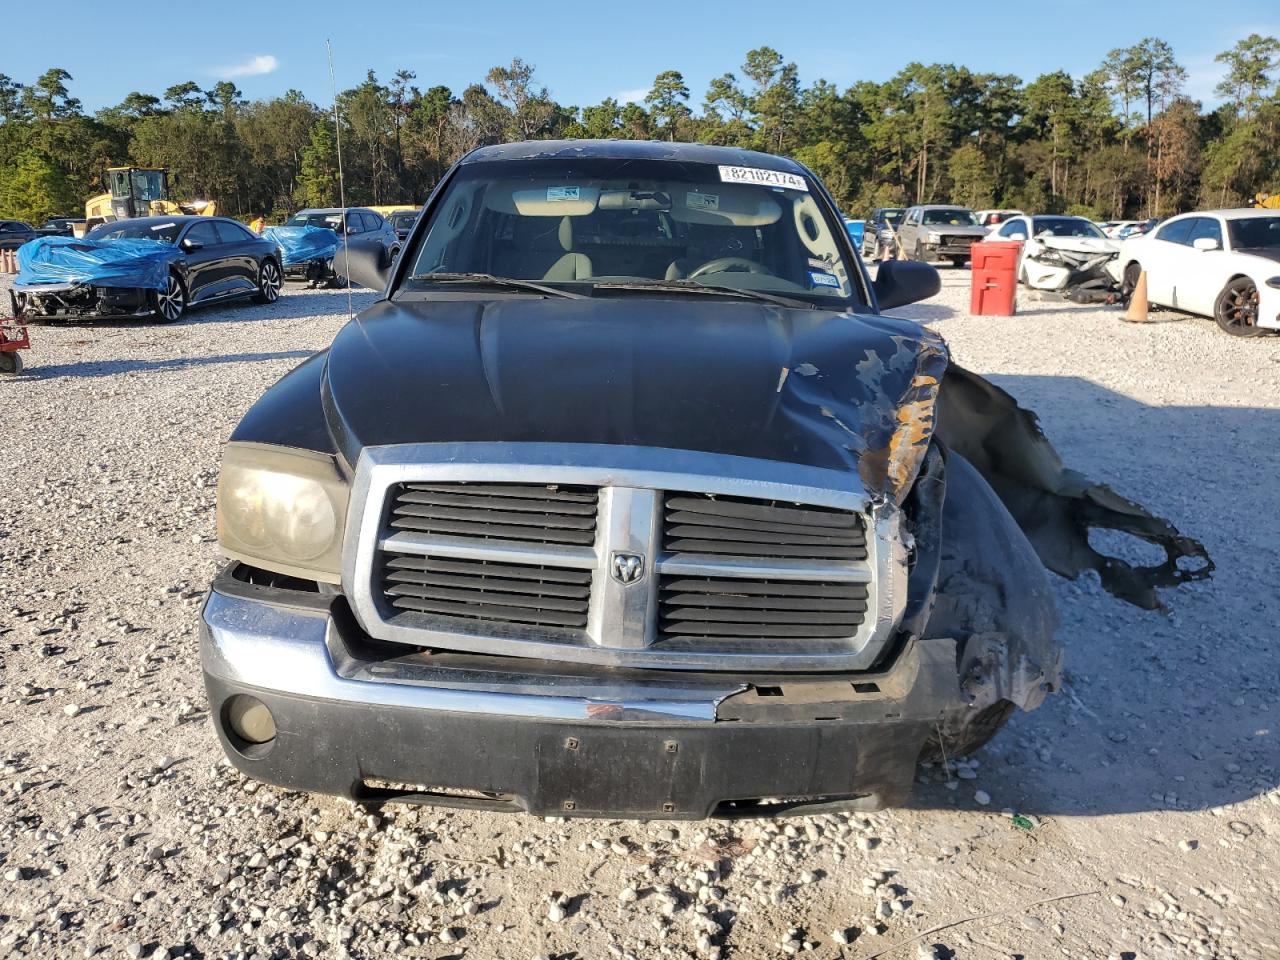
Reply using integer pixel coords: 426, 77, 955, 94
390, 482, 599, 546
663, 492, 867, 561
348, 446, 905, 671
383, 555, 591, 629
659, 575, 868, 642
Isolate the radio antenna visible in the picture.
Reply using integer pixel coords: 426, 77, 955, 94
326, 39, 355, 319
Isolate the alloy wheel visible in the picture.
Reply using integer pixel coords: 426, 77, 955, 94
157, 275, 184, 322
260, 261, 281, 302
1215, 277, 1262, 337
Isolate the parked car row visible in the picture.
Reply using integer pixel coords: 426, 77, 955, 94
8, 205, 421, 322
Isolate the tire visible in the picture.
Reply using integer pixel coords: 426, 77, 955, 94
920, 700, 1016, 761
252, 259, 282, 304
949, 256, 967, 268
150, 272, 186, 323
0, 351, 23, 376
1120, 262, 1142, 304
913, 241, 924, 262
1214, 276, 1264, 337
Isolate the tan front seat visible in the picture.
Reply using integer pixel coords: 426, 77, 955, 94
542, 217, 592, 281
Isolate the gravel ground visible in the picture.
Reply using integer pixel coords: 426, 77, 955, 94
1, 270, 1278, 960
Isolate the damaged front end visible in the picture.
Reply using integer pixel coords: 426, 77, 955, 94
10, 283, 154, 320
1023, 243, 1123, 303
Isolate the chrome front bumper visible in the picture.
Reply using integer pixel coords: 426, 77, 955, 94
200, 569, 967, 818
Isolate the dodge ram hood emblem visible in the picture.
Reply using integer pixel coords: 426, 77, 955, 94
611, 552, 645, 585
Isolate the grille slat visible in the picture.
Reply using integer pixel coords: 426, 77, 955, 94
389, 481, 599, 547
399, 490, 598, 514
386, 569, 591, 600
661, 577, 863, 598
663, 592, 866, 611
663, 493, 866, 561
664, 495, 860, 528
386, 555, 591, 584
381, 554, 591, 630
402, 482, 598, 503
389, 595, 586, 628
658, 574, 867, 644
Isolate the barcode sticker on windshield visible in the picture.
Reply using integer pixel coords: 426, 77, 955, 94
718, 165, 808, 191
151, 222, 177, 231
809, 271, 840, 288
686, 192, 720, 211
547, 186, 581, 202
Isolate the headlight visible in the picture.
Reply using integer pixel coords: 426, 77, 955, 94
926, 231, 941, 244
216, 442, 349, 583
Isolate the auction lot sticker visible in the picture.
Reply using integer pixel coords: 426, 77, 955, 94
718, 165, 808, 191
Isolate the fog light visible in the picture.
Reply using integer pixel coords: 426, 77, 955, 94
226, 694, 276, 744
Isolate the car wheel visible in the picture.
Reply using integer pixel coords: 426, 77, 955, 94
253, 260, 282, 304
151, 272, 187, 323
920, 700, 1016, 761
913, 241, 924, 262
949, 256, 967, 268
1120, 262, 1142, 304
0, 351, 23, 376
389, 245, 401, 263
1214, 276, 1264, 337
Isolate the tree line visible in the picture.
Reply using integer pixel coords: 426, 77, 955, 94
1, 35, 1278, 225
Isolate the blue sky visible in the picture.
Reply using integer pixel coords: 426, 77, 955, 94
6, 1, 1278, 112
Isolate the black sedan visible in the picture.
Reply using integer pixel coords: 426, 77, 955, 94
12, 216, 282, 322
37, 217, 87, 237
0, 220, 38, 251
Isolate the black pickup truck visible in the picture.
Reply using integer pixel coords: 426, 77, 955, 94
202, 140, 1209, 819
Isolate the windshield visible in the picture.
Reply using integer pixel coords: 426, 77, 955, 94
922, 209, 978, 227
287, 212, 345, 232
406, 157, 859, 303
1031, 217, 1106, 239
390, 212, 418, 229
86, 220, 181, 243
880, 209, 905, 225
1228, 216, 1280, 249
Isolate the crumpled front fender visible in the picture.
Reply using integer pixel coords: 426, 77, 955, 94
935, 365, 1212, 610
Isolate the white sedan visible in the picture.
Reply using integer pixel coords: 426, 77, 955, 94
1117, 209, 1280, 336
985, 215, 1120, 292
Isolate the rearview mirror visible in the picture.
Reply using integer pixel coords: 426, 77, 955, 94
1192, 236, 1221, 251
332, 236, 391, 291
873, 259, 941, 310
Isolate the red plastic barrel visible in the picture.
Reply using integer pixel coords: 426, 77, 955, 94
969, 241, 1021, 316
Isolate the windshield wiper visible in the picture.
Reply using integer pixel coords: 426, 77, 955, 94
408, 272, 586, 299
591, 279, 818, 310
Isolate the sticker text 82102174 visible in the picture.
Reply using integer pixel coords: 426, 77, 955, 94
718, 165, 808, 191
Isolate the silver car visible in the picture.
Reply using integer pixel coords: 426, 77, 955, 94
898, 205, 988, 267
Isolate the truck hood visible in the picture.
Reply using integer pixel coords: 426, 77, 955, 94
321, 295, 948, 502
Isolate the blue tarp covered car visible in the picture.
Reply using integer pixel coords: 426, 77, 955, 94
15, 236, 183, 291
262, 225, 339, 270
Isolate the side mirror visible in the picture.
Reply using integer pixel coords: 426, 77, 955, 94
1192, 236, 1221, 251
332, 236, 391, 291
181, 239, 203, 252
873, 259, 941, 310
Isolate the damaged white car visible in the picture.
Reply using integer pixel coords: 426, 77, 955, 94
988, 215, 1122, 302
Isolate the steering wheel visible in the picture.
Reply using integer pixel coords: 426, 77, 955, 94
687, 256, 772, 280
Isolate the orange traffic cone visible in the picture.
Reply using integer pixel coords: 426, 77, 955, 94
1123, 270, 1149, 323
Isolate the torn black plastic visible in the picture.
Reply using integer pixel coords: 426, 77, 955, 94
935, 365, 1213, 610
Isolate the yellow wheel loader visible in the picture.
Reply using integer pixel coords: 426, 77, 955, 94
77, 167, 216, 236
